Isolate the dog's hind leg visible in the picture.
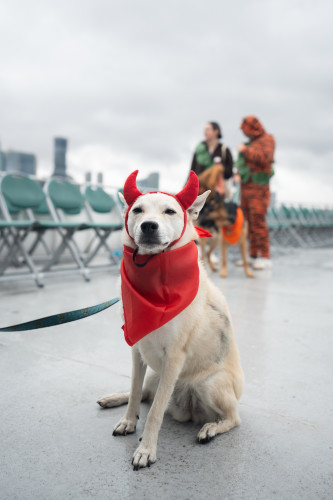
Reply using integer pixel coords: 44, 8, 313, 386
97, 367, 157, 411
197, 370, 242, 444
239, 222, 254, 278
97, 393, 130, 408
98, 369, 158, 409
207, 233, 221, 271
197, 411, 240, 443
220, 235, 228, 277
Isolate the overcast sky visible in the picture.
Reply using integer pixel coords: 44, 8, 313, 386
0, 0, 332, 204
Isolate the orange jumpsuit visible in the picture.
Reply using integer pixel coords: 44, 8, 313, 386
240, 116, 275, 259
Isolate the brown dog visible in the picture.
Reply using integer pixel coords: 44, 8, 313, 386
197, 165, 254, 278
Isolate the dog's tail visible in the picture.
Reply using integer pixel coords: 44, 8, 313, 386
97, 393, 130, 408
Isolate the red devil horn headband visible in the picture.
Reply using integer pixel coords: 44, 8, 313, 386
123, 170, 199, 210
175, 171, 199, 210
123, 170, 143, 206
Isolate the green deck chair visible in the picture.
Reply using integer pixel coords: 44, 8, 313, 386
84, 186, 123, 266
43, 179, 90, 280
47, 179, 118, 269
47, 180, 122, 271
280, 204, 308, 247
0, 196, 21, 259
0, 174, 45, 286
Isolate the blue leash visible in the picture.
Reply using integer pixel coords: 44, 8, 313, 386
0, 297, 120, 332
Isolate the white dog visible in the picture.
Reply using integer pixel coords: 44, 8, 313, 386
98, 171, 244, 470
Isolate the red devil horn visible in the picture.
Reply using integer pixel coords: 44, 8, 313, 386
123, 170, 143, 206
175, 171, 199, 210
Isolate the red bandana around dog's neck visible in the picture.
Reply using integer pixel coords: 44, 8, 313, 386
120, 170, 211, 346
121, 241, 199, 346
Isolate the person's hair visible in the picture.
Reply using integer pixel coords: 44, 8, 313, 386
209, 121, 222, 139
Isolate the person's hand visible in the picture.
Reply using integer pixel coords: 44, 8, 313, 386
238, 144, 246, 153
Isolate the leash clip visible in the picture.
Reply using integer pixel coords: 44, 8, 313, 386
133, 248, 155, 268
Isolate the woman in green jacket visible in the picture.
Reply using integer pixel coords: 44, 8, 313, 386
190, 122, 233, 180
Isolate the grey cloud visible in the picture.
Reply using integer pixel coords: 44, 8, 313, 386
0, 0, 332, 199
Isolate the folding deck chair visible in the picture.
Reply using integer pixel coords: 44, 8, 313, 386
0, 174, 45, 286
41, 178, 91, 280
0, 173, 92, 286
276, 205, 308, 247
84, 186, 123, 266
0, 197, 22, 264
267, 207, 286, 246
304, 207, 333, 246
45, 179, 121, 273
28, 199, 54, 259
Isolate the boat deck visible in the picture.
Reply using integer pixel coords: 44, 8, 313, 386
0, 248, 332, 499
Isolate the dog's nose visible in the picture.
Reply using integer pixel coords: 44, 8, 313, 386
141, 221, 159, 234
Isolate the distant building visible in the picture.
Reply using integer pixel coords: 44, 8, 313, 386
5, 151, 37, 175
0, 140, 37, 175
85, 172, 103, 185
53, 137, 68, 177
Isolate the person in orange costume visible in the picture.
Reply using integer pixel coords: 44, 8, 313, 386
237, 116, 275, 270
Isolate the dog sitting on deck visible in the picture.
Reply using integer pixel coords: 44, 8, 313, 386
97, 170, 244, 470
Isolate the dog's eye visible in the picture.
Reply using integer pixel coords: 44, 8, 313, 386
132, 207, 143, 214
165, 209, 176, 215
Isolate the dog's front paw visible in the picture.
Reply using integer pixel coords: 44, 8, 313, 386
132, 445, 157, 471
113, 417, 137, 436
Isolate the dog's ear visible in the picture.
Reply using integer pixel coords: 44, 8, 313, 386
118, 192, 128, 215
187, 190, 211, 220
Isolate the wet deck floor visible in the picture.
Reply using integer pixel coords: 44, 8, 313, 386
0, 248, 332, 499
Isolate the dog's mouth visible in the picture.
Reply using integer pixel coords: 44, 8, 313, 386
139, 234, 161, 246
137, 236, 170, 253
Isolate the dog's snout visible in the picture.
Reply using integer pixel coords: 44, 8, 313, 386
141, 221, 159, 234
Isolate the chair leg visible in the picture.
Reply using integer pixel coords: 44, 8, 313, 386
0, 239, 16, 274
83, 229, 112, 266
83, 233, 98, 255
0, 228, 44, 287
65, 236, 91, 281
42, 228, 90, 282
15, 232, 44, 287
28, 229, 52, 258
42, 238, 68, 271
